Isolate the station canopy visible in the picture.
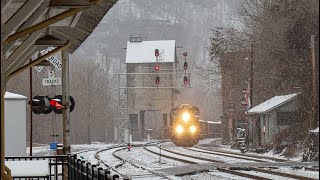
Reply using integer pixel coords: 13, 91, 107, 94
126, 40, 176, 64
2, 0, 118, 56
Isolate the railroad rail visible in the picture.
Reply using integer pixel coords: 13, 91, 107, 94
144, 143, 318, 180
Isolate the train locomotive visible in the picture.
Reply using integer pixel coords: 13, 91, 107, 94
169, 104, 200, 146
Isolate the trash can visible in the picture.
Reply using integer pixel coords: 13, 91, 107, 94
56, 144, 64, 155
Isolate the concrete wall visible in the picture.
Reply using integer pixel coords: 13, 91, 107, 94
5, 92, 27, 156
127, 63, 175, 140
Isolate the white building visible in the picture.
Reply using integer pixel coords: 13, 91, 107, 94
125, 40, 177, 140
247, 93, 300, 146
5, 92, 27, 156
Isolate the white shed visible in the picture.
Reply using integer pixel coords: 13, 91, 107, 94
247, 93, 300, 146
5, 91, 27, 156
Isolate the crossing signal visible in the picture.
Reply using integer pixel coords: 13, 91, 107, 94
184, 76, 188, 85
52, 95, 75, 114
29, 95, 75, 114
155, 49, 159, 57
155, 76, 160, 85
29, 96, 45, 114
52, 95, 63, 114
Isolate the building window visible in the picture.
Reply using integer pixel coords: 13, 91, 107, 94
276, 112, 301, 125
130, 114, 139, 130
163, 114, 167, 127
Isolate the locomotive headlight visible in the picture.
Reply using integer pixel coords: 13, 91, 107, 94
182, 112, 190, 122
176, 125, 184, 134
190, 126, 197, 133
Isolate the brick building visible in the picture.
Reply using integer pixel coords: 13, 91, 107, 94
221, 51, 251, 143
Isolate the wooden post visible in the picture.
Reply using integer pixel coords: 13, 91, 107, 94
310, 35, 318, 129
62, 50, 70, 180
29, 59, 33, 156
250, 43, 254, 108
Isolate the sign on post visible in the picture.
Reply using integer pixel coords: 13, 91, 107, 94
35, 66, 44, 72
50, 142, 58, 150
42, 70, 61, 86
40, 47, 62, 71
42, 78, 61, 86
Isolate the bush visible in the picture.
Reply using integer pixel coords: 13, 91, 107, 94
273, 123, 308, 145
302, 130, 319, 161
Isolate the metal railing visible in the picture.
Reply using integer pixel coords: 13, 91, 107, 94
5, 154, 120, 180
5, 155, 68, 180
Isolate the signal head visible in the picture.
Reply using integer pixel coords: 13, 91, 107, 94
155, 49, 159, 57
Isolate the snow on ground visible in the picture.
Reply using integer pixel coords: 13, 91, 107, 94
116, 146, 186, 169
23, 139, 318, 179
274, 167, 319, 179
198, 138, 305, 161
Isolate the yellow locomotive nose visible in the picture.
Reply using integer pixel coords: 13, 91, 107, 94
182, 112, 190, 122
190, 125, 197, 134
176, 125, 184, 134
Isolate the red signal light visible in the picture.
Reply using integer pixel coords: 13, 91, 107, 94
155, 65, 160, 71
184, 76, 188, 85
156, 76, 160, 84
50, 99, 62, 109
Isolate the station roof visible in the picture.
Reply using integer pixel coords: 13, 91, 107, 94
4, 92, 27, 99
2, 0, 118, 55
247, 93, 299, 115
126, 40, 176, 64
1, 0, 119, 82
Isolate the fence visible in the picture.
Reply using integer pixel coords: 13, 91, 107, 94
5, 154, 120, 180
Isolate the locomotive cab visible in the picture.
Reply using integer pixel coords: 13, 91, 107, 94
170, 104, 200, 146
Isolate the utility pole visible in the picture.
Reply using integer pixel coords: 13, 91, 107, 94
249, 43, 254, 108
62, 50, 70, 180
29, 59, 33, 156
310, 35, 318, 129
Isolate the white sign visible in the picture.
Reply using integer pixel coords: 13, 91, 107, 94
48, 71, 55, 78
40, 47, 62, 71
35, 66, 44, 72
42, 78, 61, 86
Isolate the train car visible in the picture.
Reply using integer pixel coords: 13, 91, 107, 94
199, 120, 209, 139
199, 120, 222, 139
169, 104, 200, 146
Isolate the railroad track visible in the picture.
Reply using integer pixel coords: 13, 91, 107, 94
144, 143, 318, 180
194, 145, 288, 162
185, 146, 271, 162
95, 141, 172, 180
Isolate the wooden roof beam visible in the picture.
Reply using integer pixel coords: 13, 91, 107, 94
1, 0, 14, 14
70, 11, 83, 28
3, 0, 49, 53
2, 0, 43, 41
49, 0, 92, 8
6, 46, 37, 76
3, 8, 85, 44
4, 30, 43, 73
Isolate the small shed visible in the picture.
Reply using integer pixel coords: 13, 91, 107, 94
247, 93, 300, 146
4, 91, 27, 156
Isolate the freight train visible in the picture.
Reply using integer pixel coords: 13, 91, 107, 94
169, 104, 200, 146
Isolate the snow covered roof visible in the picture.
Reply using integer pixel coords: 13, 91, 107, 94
126, 40, 175, 63
247, 93, 299, 115
207, 121, 221, 124
4, 92, 27, 99
309, 127, 319, 133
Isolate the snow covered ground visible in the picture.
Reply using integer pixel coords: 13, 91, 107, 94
23, 139, 319, 179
